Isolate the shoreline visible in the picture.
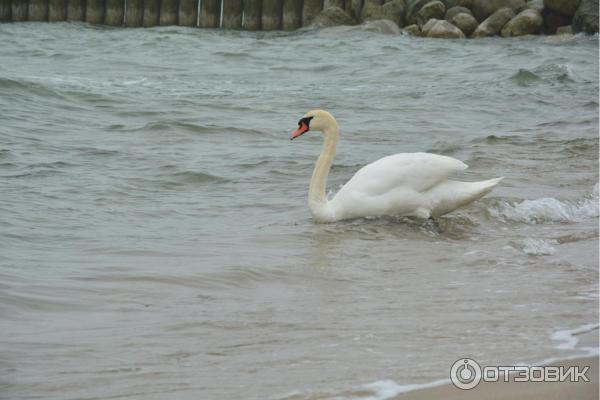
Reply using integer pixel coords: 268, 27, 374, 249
392, 324, 600, 399
394, 355, 599, 400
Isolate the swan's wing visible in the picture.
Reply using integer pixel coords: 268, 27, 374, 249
335, 152, 468, 197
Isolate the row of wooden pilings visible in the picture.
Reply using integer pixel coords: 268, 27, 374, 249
0, 0, 338, 29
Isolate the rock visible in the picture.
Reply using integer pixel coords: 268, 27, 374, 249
501, 8, 543, 35
403, 23, 422, 33
455, 0, 474, 7
542, 9, 571, 32
526, 0, 545, 12
416, 1, 446, 25
360, 0, 384, 19
472, 0, 525, 21
424, 18, 466, 36
451, 12, 479, 34
359, 18, 403, 32
324, 0, 344, 7
445, 5, 472, 21
440, 0, 457, 7
543, 0, 580, 17
472, 7, 516, 36
311, 6, 357, 27
556, 24, 573, 32
405, 0, 434, 24
380, 0, 406, 25
421, 16, 439, 33
572, 0, 599, 33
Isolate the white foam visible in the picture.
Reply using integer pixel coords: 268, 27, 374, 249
521, 238, 556, 255
551, 323, 599, 351
490, 183, 599, 224
354, 378, 449, 400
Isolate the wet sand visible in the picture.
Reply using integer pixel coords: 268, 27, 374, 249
396, 356, 598, 400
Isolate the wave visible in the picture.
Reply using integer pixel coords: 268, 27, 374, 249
130, 120, 265, 136
489, 183, 599, 224
509, 63, 575, 86
551, 323, 599, 352
286, 322, 600, 400
170, 171, 229, 184
520, 238, 556, 256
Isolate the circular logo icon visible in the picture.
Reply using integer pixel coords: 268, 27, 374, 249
450, 358, 482, 390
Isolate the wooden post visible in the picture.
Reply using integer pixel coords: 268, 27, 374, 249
104, 0, 123, 24
85, 0, 104, 23
261, 0, 281, 29
0, 0, 12, 21
242, 0, 261, 29
142, 0, 159, 26
199, 0, 220, 27
160, 0, 178, 24
178, 0, 197, 26
67, 0, 85, 20
125, 0, 142, 25
301, 0, 320, 26
12, 0, 28, 20
48, 0, 67, 20
28, 0, 48, 20
221, 0, 242, 28
282, 0, 301, 29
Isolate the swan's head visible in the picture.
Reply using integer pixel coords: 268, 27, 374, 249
290, 110, 337, 140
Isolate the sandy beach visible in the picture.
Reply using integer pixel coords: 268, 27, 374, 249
396, 356, 598, 400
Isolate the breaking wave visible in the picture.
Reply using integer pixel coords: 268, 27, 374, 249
490, 183, 599, 224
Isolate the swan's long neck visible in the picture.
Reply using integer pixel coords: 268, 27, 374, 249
308, 125, 339, 219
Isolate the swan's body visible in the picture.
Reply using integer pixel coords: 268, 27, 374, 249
291, 110, 503, 223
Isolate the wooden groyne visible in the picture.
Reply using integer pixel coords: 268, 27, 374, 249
0, 0, 327, 28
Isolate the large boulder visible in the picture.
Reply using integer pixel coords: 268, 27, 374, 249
526, 0, 545, 12
324, 0, 344, 7
424, 18, 467, 36
543, 9, 571, 32
572, 0, 599, 33
403, 23, 422, 33
455, 0, 474, 7
358, 18, 403, 32
501, 8, 543, 35
472, 7, 516, 36
311, 6, 357, 27
451, 12, 479, 34
361, 0, 384, 20
416, 1, 446, 24
380, 0, 406, 25
405, 0, 435, 24
471, 0, 526, 21
440, 0, 457, 7
421, 16, 439, 32
556, 24, 573, 32
543, 0, 580, 16
445, 5, 472, 20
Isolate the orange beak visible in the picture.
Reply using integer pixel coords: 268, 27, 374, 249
291, 121, 310, 140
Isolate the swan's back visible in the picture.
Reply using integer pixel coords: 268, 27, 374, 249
335, 152, 467, 197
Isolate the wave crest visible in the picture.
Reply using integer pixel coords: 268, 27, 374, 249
490, 184, 599, 224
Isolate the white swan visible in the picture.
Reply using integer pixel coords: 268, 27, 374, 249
290, 110, 503, 223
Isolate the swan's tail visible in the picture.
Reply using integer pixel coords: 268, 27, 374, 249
475, 176, 505, 196
429, 177, 504, 217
